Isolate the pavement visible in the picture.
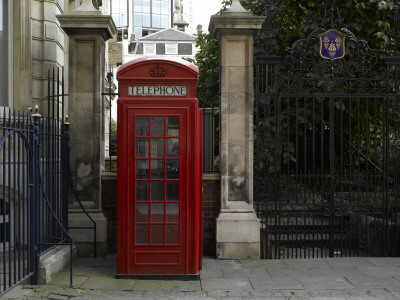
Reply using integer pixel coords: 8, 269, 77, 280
2, 256, 400, 299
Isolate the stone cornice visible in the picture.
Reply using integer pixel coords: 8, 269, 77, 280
56, 14, 117, 41
209, 15, 266, 40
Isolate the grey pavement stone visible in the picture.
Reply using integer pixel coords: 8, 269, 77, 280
250, 277, 304, 290
268, 267, 364, 280
367, 257, 400, 267
82, 289, 113, 299
324, 257, 375, 268
250, 291, 286, 297
47, 294, 68, 300
358, 266, 400, 278
67, 265, 101, 277
27, 291, 50, 298
201, 278, 253, 291
368, 288, 399, 299
345, 274, 400, 289
0, 285, 33, 299
242, 259, 287, 270
133, 280, 201, 292
296, 276, 355, 290
204, 258, 243, 270
81, 275, 134, 291
72, 257, 106, 267
283, 259, 330, 269
7, 256, 400, 299
199, 267, 224, 278
222, 267, 271, 278
206, 290, 252, 297
48, 271, 88, 288
102, 256, 116, 267
65, 297, 92, 300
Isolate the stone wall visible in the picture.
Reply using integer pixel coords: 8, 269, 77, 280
101, 174, 221, 256
31, 0, 66, 113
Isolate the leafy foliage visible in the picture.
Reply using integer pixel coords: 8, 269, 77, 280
184, 32, 220, 108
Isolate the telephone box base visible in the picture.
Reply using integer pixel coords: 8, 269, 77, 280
115, 274, 200, 281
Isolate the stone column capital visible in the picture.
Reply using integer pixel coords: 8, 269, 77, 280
209, 6, 265, 40
57, 14, 117, 41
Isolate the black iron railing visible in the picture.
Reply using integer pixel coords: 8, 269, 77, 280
197, 64, 220, 174
0, 104, 72, 295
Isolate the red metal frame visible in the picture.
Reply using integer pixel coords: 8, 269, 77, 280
117, 57, 202, 275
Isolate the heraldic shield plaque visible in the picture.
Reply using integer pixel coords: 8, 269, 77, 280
318, 29, 347, 60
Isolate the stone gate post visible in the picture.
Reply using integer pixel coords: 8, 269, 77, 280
57, 0, 116, 256
209, 0, 265, 259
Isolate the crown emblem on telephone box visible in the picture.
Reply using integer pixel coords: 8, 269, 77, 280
150, 65, 167, 77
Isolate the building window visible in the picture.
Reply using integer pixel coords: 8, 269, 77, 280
133, 0, 170, 39
165, 43, 177, 55
117, 27, 128, 42
0, 0, 11, 107
109, 0, 129, 28
143, 43, 156, 55
178, 43, 193, 55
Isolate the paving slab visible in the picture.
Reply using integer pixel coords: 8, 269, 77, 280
0, 285, 33, 299
357, 266, 400, 278
250, 277, 304, 290
324, 257, 375, 268
241, 259, 287, 270
47, 294, 68, 300
296, 276, 355, 290
222, 267, 271, 278
203, 258, 243, 270
132, 280, 201, 292
72, 257, 106, 267
201, 278, 253, 291
367, 257, 400, 267
345, 274, 400, 289
199, 267, 224, 278
48, 271, 88, 288
283, 258, 330, 269
81, 275, 134, 291
268, 266, 365, 280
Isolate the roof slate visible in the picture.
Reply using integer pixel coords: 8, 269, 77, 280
138, 28, 196, 42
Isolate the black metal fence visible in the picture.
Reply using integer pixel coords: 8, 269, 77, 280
0, 68, 72, 295
197, 63, 220, 174
255, 2, 400, 258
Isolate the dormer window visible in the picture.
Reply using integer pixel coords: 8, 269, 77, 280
143, 43, 156, 55
165, 43, 178, 55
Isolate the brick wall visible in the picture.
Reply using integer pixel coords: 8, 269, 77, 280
108, 42, 122, 66
101, 174, 118, 254
101, 174, 221, 256
202, 176, 221, 256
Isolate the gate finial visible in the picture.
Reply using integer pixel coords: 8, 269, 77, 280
226, 0, 249, 13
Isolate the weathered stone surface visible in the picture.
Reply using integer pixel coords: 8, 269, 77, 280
209, 0, 263, 260
133, 280, 201, 292
201, 278, 253, 291
39, 245, 77, 285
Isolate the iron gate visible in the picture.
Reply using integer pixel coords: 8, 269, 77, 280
255, 1, 400, 258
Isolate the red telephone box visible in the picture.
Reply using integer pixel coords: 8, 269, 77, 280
116, 57, 202, 278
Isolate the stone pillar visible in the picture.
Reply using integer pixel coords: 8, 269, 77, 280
209, 0, 265, 259
57, 0, 116, 256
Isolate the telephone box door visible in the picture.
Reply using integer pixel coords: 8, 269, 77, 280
128, 108, 187, 274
